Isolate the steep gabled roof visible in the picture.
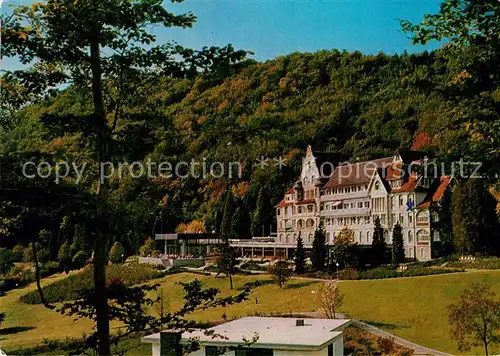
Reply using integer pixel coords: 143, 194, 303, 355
416, 176, 453, 209
323, 157, 393, 189
391, 173, 421, 193
432, 176, 452, 202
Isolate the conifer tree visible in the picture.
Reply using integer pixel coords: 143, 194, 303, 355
251, 189, 265, 237
294, 232, 306, 274
391, 222, 405, 265
220, 188, 234, 239
311, 224, 327, 271
371, 217, 386, 267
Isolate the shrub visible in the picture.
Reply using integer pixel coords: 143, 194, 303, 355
139, 238, 159, 257
36, 247, 51, 264
58, 242, 71, 267
19, 263, 163, 304
240, 261, 268, 271
0, 270, 34, 293
0, 248, 16, 275
337, 268, 358, 280
344, 325, 413, 356
109, 241, 126, 264
12, 244, 25, 262
22, 245, 34, 262
72, 250, 88, 269
40, 261, 60, 277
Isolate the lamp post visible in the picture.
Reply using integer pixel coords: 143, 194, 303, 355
121, 254, 124, 264
335, 262, 339, 280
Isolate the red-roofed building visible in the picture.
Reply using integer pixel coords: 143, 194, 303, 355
272, 147, 454, 261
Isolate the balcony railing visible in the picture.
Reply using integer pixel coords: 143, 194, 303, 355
322, 207, 371, 216
321, 191, 369, 201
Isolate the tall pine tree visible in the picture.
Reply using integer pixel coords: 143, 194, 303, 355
311, 224, 327, 271
251, 188, 265, 237
371, 217, 386, 267
391, 222, 405, 265
220, 188, 234, 239
294, 232, 306, 274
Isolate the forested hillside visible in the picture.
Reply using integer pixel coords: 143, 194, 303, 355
1, 44, 500, 257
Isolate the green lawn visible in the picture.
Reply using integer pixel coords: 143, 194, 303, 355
340, 270, 500, 355
2, 270, 500, 355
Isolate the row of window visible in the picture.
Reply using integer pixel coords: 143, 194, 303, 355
325, 216, 371, 226
279, 218, 316, 229
324, 184, 369, 195
322, 201, 370, 211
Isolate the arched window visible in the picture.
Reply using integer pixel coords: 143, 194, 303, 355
408, 231, 413, 243
416, 230, 430, 242
279, 234, 283, 243
286, 235, 290, 244
298, 206, 302, 214
306, 219, 315, 228
297, 219, 304, 229
416, 211, 429, 224
375, 182, 380, 190
359, 231, 363, 243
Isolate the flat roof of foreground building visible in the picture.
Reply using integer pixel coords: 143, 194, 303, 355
142, 316, 351, 350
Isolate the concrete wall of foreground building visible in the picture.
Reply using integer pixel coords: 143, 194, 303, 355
147, 339, 343, 356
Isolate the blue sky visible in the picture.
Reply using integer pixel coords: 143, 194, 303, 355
1, 0, 442, 70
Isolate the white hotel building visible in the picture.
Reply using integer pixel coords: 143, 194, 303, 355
273, 146, 453, 261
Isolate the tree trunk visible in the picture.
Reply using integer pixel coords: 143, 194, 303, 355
90, 37, 111, 356
32, 242, 53, 309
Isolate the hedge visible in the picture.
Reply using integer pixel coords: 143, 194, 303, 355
352, 266, 464, 280
446, 257, 500, 270
20, 263, 170, 304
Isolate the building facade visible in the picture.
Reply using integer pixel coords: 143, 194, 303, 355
276, 146, 453, 261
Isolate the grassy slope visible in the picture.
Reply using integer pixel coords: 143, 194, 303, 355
0, 271, 95, 350
2, 271, 500, 355
340, 270, 500, 355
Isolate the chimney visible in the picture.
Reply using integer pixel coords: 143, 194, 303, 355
160, 330, 182, 356
295, 319, 305, 327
